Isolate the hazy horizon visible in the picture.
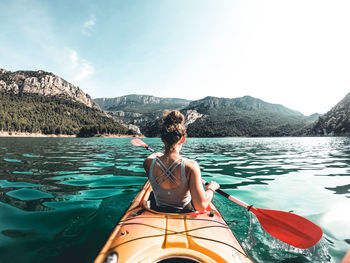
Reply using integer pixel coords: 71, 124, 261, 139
1, 0, 350, 115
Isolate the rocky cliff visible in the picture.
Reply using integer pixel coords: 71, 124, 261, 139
311, 92, 350, 136
0, 69, 133, 136
94, 94, 190, 112
0, 68, 99, 109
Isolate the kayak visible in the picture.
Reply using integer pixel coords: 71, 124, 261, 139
94, 180, 253, 263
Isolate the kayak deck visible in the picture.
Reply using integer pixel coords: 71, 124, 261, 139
95, 181, 253, 263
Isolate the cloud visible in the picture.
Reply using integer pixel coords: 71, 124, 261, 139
68, 49, 95, 82
82, 14, 96, 36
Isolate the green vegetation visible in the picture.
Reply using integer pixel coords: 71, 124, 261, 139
186, 113, 309, 137
181, 96, 314, 137
0, 92, 131, 136
311, 92, 350, 136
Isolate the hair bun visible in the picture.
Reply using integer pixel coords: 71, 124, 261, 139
161, 110, 186, 146
163, 110, 184, 126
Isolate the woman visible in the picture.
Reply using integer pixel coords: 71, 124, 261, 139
143, 110, 220, 212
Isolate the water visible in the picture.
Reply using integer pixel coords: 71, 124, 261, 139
0, 137, 349, 263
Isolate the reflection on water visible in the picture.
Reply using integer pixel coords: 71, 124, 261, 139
0, 137, 349, 262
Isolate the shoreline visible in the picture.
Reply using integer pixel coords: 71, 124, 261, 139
0, 131, 342, 139
0, 131, 139, 138
0, 131, 76, 137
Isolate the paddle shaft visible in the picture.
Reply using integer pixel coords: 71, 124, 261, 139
216, 188, 250, 209
145, 146, 155, 153
201, 179, 250, 210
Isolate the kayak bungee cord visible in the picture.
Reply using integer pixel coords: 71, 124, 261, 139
117, 214, 231, 226
131, 138, 323, 249
107, 232, 250, 259
106, 222, 250, 258
115, 212, 230, 230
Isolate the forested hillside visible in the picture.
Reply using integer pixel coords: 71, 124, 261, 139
0, 92, 131, 136
185, 96, 317, 137
311, 92, 350, 136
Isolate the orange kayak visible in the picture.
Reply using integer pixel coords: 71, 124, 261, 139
94, 180, 253, 263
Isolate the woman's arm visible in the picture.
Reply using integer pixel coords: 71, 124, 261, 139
187, 160, 220, 212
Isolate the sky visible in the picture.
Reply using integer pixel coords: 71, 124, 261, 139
1, 0, 350, 115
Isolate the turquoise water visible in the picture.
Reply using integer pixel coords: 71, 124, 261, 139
0, 137, 349, 263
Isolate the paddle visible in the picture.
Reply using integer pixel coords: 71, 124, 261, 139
131, 138, 155, 153
202, 181, 323, 249
131, 138, 323, 249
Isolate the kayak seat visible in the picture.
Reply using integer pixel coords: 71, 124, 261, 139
157, 257, 200, 263
148, 191, 195, 214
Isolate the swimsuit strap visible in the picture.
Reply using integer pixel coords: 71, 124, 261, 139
181, 158, 187, 183
152, 157, 182, 185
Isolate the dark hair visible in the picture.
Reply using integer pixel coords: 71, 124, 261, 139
161, 110, 186, 146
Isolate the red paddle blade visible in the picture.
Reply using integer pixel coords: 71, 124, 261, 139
131, 138, 149, 148
250, 207, 323, 249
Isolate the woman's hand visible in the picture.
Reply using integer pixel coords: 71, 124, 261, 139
205, 181, 220, 193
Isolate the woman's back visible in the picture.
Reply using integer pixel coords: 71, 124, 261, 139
147, 155, 192, 209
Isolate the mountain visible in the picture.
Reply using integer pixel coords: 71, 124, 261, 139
186, 96, 305, 116
0, 68, 99, 109
95, 94, 190, 113
183, 96, 316, 137
94, 95, 191, 135
95, 94, 318, 137
0, 69, 133, 137
311, 92, 350, 136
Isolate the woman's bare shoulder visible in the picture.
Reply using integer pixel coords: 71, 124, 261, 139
143, 152, 163, 171
145, 152, 163, 161
184, 158, 200, 171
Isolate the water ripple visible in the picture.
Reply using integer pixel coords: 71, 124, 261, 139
0, 137, 349, 262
